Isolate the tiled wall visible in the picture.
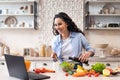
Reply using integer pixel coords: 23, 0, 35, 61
38, 0, 84, 44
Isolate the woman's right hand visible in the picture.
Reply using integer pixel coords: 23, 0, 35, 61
51, 53, 58, 62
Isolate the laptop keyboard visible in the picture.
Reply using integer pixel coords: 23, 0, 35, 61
28, 72, 50, 80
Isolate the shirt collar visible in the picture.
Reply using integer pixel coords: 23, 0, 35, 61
58, 32, 75, 42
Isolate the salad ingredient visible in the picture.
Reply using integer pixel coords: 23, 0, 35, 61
102, 68, 111, 76
60, 61, 74, 72
91, 62, 106, 73
72, 72, 87, 77
33, 67, 55, 73
65, 73, 69, 76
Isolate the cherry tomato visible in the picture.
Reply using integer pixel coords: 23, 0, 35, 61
88, 73, 92, 77
34, 69, 41, 74
65, 73, 69, 76
94, 72, 100, 77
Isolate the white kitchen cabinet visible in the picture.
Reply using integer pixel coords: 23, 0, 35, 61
0, 1, 38, 30
85, 1, 120, 30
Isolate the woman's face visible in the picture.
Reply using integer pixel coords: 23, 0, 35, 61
54, 18, 68, 34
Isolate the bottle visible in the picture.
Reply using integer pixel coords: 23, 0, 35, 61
39, 44, 46, 57
68, 57, 89, 65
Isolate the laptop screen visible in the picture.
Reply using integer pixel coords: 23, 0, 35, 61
4, 54, 29, 80
4, 54, 50, 80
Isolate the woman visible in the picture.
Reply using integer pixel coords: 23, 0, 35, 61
51, 12, 95, 67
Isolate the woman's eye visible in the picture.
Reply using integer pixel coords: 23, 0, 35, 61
54, 23, 62, 26
54, 24, 57, 26
58, 23, 62, 25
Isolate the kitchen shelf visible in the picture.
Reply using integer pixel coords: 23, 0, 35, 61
86, 14, 120, 16
0, 27, 34, 29
86, 27, 120, 30
0, 14, 34, 16
0, 56, 52, 61
0, 1, 35, 4
85, 1, 120, 30
0, 1, 38, 30
88, 1, 120, 3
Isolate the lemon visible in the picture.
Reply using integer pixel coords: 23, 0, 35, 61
77, 65, 84, 70
76, 68, 84, 73
102, 69, 110, 76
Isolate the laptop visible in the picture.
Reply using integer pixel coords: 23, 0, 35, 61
4, 54, 50, 80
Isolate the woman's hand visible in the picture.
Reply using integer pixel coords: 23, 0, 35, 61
51, 53, 58, 62
79, 51, 93, 62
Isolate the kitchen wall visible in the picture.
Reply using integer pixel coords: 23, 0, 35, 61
0, 0, 84, 55
0, 0, 120, 56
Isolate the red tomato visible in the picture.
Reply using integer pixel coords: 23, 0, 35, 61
34, 69, 41, 74
65, 73, 69, 76
94, 73, 100, 77
39, 68, 46, 73
88, 73, 92, 77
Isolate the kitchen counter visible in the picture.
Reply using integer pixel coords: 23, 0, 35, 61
0, 60, 120, 80
89, 56, 120, 62
0, 56, 120, 62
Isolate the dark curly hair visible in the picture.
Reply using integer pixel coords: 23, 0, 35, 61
52, 12, 84, 36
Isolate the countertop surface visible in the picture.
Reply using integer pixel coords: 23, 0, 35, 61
0, 60, 120, 80
0, 56, 120, 62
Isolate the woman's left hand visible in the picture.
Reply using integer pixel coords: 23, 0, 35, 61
79, 51, 93, 62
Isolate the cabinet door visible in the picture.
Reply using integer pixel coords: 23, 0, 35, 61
0, 1, 38, 30
85, 1, 120, 30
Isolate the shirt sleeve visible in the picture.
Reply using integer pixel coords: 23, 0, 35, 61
79, 34, 95, 55
51, 36, 59, 54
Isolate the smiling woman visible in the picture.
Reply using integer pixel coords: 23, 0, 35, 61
51, 12, 95, 67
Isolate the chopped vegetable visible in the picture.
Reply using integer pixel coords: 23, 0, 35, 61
91, 62, 106, 73
68, 70, 73, 75
65, 73, 69, 76
60, 61, 74, 72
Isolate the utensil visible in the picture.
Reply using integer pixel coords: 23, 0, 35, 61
111, 71, 120, 75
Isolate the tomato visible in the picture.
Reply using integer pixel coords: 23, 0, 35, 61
65, 73, 69, 76
39, 68, 46, 73
34, 69, 41, 74
88, 73, 92, 77
94, 72, 100, 77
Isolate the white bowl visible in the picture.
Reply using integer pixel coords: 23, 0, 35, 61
94, 44, 108, 49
